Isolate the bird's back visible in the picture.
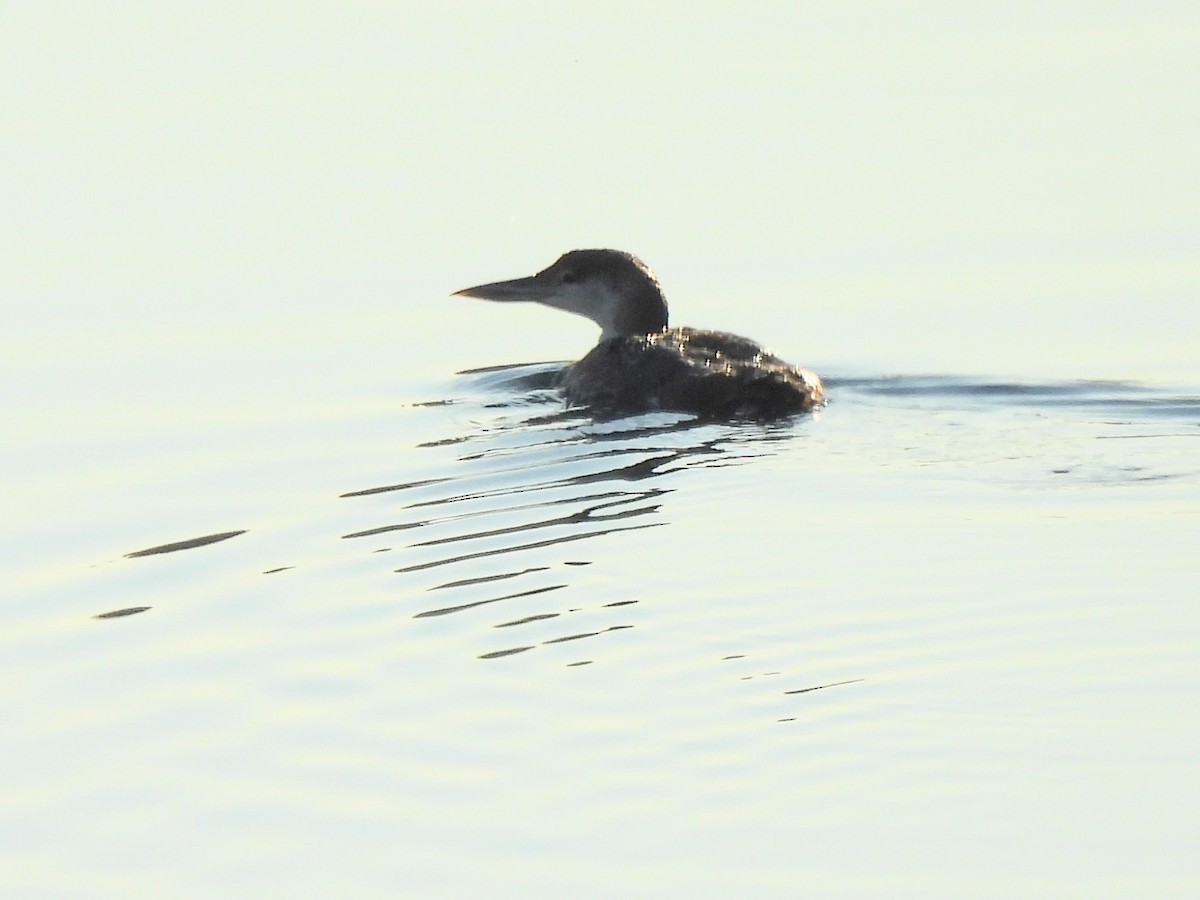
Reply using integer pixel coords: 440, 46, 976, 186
560, 327, 824, 418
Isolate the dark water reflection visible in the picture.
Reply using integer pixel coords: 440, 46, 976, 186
319, 364, 1195, 667
336, 363, 807, 660
106, 365, 1198, 653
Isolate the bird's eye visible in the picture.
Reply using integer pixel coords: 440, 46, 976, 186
561, 270, 578, 285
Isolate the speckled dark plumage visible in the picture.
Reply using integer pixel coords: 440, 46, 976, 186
561, 327, 824, 419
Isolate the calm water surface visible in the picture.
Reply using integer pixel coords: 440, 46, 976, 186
6, 6, 1199, 894
6, 363, 1198, 897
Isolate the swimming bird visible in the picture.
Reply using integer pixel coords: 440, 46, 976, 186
454, 249, 824, 418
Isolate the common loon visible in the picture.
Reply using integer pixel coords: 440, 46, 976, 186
454, 249, 824, 418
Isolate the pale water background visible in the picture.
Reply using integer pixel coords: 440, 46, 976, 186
4, 4, 1199, 898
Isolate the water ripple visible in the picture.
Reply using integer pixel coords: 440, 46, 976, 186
830, 373, 1200, 420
